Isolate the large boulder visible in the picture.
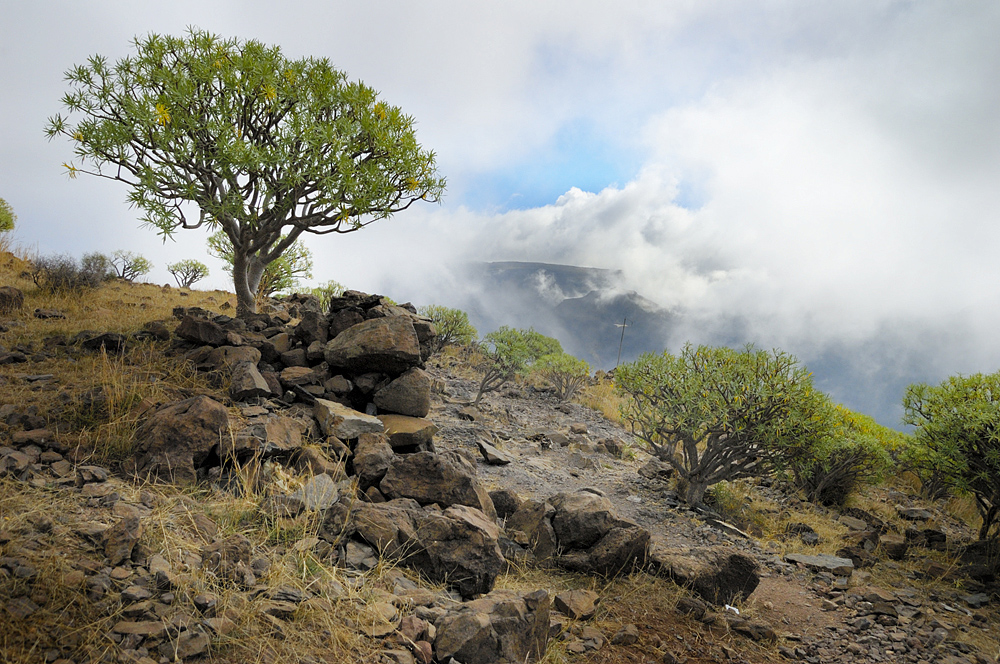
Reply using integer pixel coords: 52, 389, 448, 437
204, 346, 261, 372
229, 361, 272, 402
314, 398, 384, 439
434, 589, 550, 664
377, 414, 438, 450
558, 523, 650, 576
373, 368, 432, 417
505, 499, 559, 560
380, 452, 497, 521
648, 538, 761, 605
548, 491, 618, 549
352, 432, 395, 490
131, 396, 230, 483
221, 415, 304, 459
175, 315, 229, 347
349, 499, 504, 598
324, 316, 422, 374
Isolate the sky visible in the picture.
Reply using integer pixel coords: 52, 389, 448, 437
2, 1, 1000, 425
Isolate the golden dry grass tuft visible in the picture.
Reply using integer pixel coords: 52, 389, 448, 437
576, 377, 624, 424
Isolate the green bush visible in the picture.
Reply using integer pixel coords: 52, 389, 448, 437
418, 305, 477, 352
533, 352, 590, 402
0, 197, 15, 233
616, 344, 828, 506
306, 280, 346, 310
904, 372, 1000, 540
782, 405, 895, 506
471, 327, 561, 406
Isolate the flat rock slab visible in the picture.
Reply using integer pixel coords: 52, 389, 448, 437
377, 414, 438, 449
314, 399, 384, 439
554, 589, 600, 620
784, 553, 854, 576
897, 506, 935, 521
476, 439, 512, 465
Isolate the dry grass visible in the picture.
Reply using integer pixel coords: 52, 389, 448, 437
576, 377, 624, 424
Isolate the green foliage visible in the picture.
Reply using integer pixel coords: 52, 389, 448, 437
208, 230, 312, 300
533, 352, 590, 402
167, 259, 210, 288
781, 404, 895, 507
46, 28, 445, 316
0, 197, 15, 233
616, 344, 827, 505
521, 328, 563, 360
418, 305, 478, 352
29, 253, 111, 292
472, 327, 535, 406
903, 372, 1000, 540
306, 280, 346, 310
109, 250, 152, 282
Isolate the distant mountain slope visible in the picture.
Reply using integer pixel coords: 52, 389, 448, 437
456, 261, 678, 369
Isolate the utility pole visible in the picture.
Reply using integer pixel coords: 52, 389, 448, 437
615, 317, 629, 368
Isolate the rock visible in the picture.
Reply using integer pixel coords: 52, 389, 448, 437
611, 623, 639, 646
377, 414, 438, 450
554, 589, 600, 620
104, 515, 143, 566
175, 315, 228, 346
649, 539, 761, 605
880, 535, 909, 560
505, 499, 559, 560
202, 534, 253, 586
314, 398, 384, 439
352, 432, 396, 490
5, 596, 39, 619
0, 286, 24, 314
76, 464, 109, 485
131, 396, 229, 483
839, 515, 869, 531
380, 452, 497, 520
558, 522, 650, 576
204, 345, 261, 371
223, 415, 304, 459
784, 553, 854, 576
229, 361, 272, 401
159, 627, 211, 659
324, 316, 422, 374
33, 308, 65, 319
296, 310, 329, 345
80, 332, 127, 353
489, 488, 522, 520
289, 473, 339, 511
280, 365, 320, 386
373, 368, 432, 417
548, 491, 617, 549
350, 500, 505, 598
434, 588, 550, 664
476, 439, 513, 465
897, 506, 935, 521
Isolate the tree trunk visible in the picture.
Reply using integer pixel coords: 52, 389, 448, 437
685, 477, 710, 507
232, 250, 258, 317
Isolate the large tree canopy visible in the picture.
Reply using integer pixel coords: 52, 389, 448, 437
46, 28, 445, 316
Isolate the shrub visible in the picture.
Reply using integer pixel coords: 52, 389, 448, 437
904, 372, 1000, 540
110, 250, 152, 282
167, 259, 210, 288
306, 280, 346, 310
616, 344, 828, 506
533, 352, 590, 402
0, 197, 15, 233
29, 253, 111, 292
418, 305, 478, 352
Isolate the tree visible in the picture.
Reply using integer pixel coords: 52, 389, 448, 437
46, 28, 445, 317
418, 305, 477, 352
167, 259, 210, 288
471, 327, 562, 406
110, 250, 152, 282
307, 280, 346, 310
904, 372, 1000, 540
472, 327, 532, 406
616, 344, 827, 506
533, 352, 590, 402
207, 230, 312, 301
0, 197, 15, 233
